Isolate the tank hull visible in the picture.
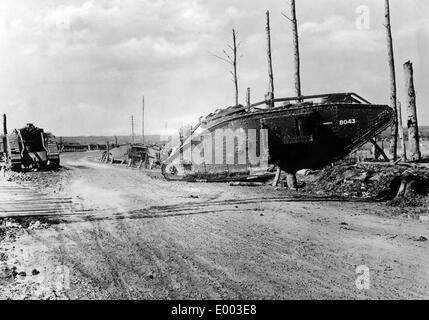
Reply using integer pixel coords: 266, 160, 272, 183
1, 124, 60, 171
162, 98, 393, 182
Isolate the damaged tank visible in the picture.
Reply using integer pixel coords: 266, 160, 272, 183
161, 93, 393, 182
102, 143, 162, 169
0, 123, 60, 171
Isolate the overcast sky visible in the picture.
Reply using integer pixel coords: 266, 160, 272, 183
0, 0, 427, 136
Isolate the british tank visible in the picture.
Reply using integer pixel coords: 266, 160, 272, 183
161, 93, 393, 182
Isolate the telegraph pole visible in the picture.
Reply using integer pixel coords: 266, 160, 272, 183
131, 115, 135, 144
142, 96, 145, 145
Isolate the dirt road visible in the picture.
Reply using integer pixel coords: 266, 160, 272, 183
1, 152, 428, 299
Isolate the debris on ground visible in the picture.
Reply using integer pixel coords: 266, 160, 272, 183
419, 216, 429, 223
299, 162, 429, 201
229, 182, 265, 187
410, 236, 428, 242
4, 167, 70, 195
1, 218, 52, 242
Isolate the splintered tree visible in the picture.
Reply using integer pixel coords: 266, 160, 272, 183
384, 0, 398, 161
265, 11, 275, 108
282, 0, 302, 99
210, 29, 242, 106
404, 61, 421, 161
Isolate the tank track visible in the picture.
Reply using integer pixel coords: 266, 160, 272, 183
6, 133, 22, 171
45, 133, 60, 169
161, 163, 181, 181
161, 163, 196, 181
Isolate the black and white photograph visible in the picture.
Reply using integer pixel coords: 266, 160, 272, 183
0, 0, 428, 305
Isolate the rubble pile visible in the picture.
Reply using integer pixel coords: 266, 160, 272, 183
1, 218, 49, 242
301, 163, 429, 204
4, 168, 70, 194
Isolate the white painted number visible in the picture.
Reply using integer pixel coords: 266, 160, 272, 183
339, 119, 356, 126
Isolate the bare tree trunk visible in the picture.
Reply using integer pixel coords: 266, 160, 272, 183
266, 11, 274, 108
404, 61, 421, 161
232, 29, 238, 106
209, 29, 241, 106
385, 0, 398, 161
291, 0, 302, 100
397, 101, 407, 161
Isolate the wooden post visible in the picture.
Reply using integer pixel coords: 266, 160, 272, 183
397, 101, 407, 161
246, 88, 251, 110
385, 0, 398, 161
138, 159, 144, 169
370, 139, 390, 162
404, 61, 421, 161
286, 172, 298, 191
189, 125, 193, 163
179, 128, 184, 161
372, 138, 380, 160
144, 152, 149, 169
266, 11, 274, 108
291, 0, 302, 100
272, 167, 281, 187
2, 114, 7, 135
106, 142, 110, 163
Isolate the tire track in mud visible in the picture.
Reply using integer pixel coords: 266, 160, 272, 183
89, 223, 134, 299
112, 219, 198, 299
136, 221, 253, 299
77, 213, 249, 299
1, 195, 372, 223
